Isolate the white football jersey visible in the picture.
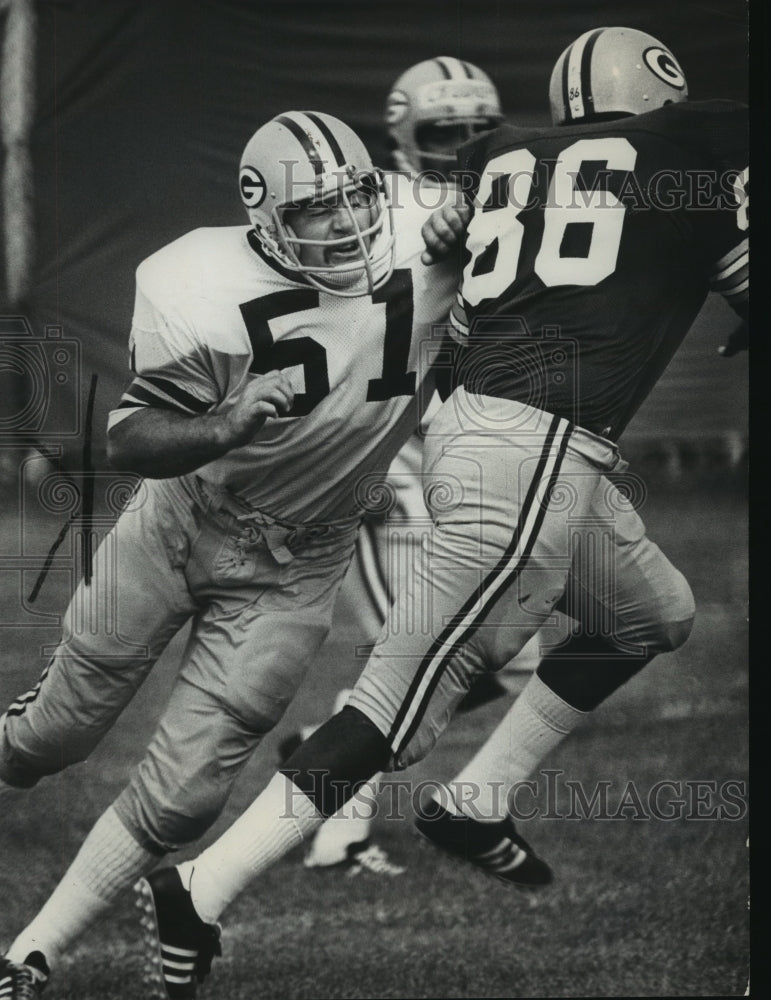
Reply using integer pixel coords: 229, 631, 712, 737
109, 176, 456, 521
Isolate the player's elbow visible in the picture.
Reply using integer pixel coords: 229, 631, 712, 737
106, 422, 130, 470
106, 416, 147, 474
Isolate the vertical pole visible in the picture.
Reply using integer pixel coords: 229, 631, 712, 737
1, 0, 37, 306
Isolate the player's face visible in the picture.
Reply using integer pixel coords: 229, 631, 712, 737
418, 119, 496, 163
284, 186, 376, 270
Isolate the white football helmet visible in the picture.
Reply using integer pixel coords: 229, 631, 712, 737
549, 27, 688, 126
385, 57, 503, 178
239, 111, 394, 296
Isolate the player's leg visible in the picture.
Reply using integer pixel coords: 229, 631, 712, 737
430, 470, 695, 843
2, 623, 324, 984
0, 477, 197, 794
139, 399, 584, 939
300, 685, 402, 874
302, 429, 435, 871
4, 520, 354, 985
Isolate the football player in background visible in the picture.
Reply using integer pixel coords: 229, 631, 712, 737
125, 28, 747, 999
346, 55, 505, 641
0, 111, 459, 995
302, 55, 509, 872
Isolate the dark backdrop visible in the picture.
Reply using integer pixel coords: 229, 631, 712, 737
2, 0, 749, 464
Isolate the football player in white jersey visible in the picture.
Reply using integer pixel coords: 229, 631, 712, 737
0, 111, 459, 994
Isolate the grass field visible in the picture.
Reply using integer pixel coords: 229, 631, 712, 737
0, 474, 749, 998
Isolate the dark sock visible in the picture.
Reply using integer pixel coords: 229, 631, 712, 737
536, 632, 653, 711
280, 706, 390, 817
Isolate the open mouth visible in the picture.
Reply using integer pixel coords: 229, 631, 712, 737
327, 240, 363, 265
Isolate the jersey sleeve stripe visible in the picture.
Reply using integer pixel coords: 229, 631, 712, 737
140, 375, 212, 412
714, 269, 748, 293
115, 397, 178, 414
712, 239, 748, 280
710, 238, 748, 303
450, 302, 469, 336
714, 277, 748, 300
712, 253, 748, 284
120, 377, 211, 414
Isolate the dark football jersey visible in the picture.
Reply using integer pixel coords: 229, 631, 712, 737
451, 100, 748, 438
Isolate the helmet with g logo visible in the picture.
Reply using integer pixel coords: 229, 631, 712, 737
239, 111, 394, 296
549, 27, 688, 126
385, 57, 503, 178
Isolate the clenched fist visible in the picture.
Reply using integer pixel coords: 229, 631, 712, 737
421, 202, 471, 265
223, 370, 295, 446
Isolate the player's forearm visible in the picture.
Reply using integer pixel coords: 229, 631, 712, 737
107, 407, 235, 478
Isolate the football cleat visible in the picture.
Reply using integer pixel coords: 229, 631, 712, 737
344, 841, 407, 878
135, 868, 221, 999
415, 800, 552, 888
0, 953, 48, 999
305, 835, 406, 877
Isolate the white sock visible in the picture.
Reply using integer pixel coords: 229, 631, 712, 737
179, 772, 322, 925
6, 806, 157, 967
443, 673, 588, 821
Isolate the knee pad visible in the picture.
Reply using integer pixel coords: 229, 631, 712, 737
114, 765, 232, 853
652, 573, 695, 653
657, 613, 695, 653
537, 632, 655, 712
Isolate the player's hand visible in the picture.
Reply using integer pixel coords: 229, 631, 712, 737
223, 370, 295, 446
421, 202, 471, 265
718, 321, 748, 357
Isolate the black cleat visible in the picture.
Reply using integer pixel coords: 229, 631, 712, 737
135, 868, 221, 999
415, 800, 553, 888
0, 954, 48, 999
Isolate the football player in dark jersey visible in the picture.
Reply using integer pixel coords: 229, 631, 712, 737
412, 23, 747, 861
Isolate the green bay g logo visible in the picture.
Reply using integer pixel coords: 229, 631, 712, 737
642, 47, 687, 90
240, 166, 267, 208
385, 89, 410, 124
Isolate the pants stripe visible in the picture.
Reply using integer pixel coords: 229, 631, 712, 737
388, 414, 572, 756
